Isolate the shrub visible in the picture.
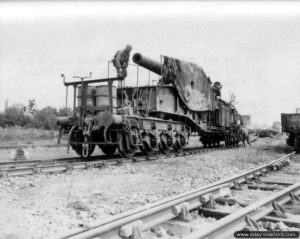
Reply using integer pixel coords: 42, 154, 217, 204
2, 105, 72, 130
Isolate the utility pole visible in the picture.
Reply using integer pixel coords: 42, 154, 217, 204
5, 98, 8, 111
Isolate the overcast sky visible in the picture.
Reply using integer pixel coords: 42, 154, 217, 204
1, 1, 300, 126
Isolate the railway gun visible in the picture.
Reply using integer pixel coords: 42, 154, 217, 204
57, 52, 243, 158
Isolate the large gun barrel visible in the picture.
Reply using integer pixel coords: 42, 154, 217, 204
132, 53, 162, 75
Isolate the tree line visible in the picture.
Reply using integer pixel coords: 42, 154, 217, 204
0, 100, 71, 130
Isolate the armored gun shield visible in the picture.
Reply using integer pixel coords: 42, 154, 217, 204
161, 56, 215, 112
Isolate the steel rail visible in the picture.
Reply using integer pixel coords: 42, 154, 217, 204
0, 143, 68, 149
0, 146, 194, 168
0, 143, 236, 169
0, 159, 82, 170
58, 152, 295, 239
0, 144, 230, 168
0, 154, 119, 169
0, 158, 77, 167
0, 145, 230, 177
0, 160, 108, 177
213, 152, 296, 187
60, 184, 232, 239
1, 147, 291, 179
183, 182, 300, 239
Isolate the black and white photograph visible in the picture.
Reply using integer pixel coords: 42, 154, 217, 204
0, 1, 300, 238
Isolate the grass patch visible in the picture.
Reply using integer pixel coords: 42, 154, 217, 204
0, 127, 57, 143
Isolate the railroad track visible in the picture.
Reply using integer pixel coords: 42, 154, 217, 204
0, 145, 233, 178
0, 142, 68, 150
59, 152, 300, 239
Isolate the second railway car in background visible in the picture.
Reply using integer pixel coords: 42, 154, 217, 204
57, 52, 243, 158
281, 112, 300, 152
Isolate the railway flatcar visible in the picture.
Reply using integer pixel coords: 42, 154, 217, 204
281, 113, 300, 152
57, 52, 243, 158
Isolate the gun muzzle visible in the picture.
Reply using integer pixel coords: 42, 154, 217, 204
132, 53, 162, 75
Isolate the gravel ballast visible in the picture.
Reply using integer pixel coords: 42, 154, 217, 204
0, 136, 292, 238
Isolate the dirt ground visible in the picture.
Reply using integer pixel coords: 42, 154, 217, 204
0, 135, 293, 238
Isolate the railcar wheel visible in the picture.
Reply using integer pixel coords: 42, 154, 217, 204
287, 135, 294, 146
118, 133, 136, 158
70, 130, 95, 158
174, 135, 185, 153
294, 137, 300, 153
228, 136, 233, 147
180, 135, 186, 147
159, 133, 171, 155
201, 135, 207, 148
227, 136, 231, 146
226, 136, 230, 147
235, 136, 239, 146
100, 145, 118, 156
140, 133, 157, 156
141, 134, 155, 156
173, 140, 183, 153
82, 135, 96, 158
233, 136, 236, 146
202, 140, 207, 148
74, 144, 95, 158
159, 141, 170, 155
141, 141, 155, 156
202, 139, 207, 148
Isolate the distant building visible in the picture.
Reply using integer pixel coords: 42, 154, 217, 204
241, 115, 251, 127
296, 108, 300, 114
